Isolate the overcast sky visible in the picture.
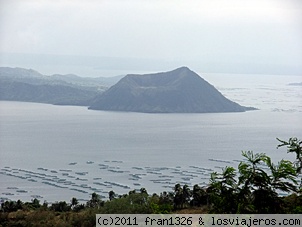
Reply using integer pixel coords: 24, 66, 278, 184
0, 0, 301, 76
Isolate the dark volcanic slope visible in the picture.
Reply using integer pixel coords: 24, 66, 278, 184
89, 67, 254, 113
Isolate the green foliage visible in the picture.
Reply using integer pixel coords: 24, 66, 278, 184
50, 201, 71, 212
1, 137, 302, 226
173, 184, 192, 209
70, 197, 78, 207
1, 200, 22, 212
266, 158, 298, 192
191, 184, 207, 206
208, 167, 238, 213
277, 137, 302, 189
281, 193, 302, 213
86, 192, 104, 208
207, 138, 301, 213
277, 137, 302, 164
101, 190, 152, 214
153, 191, 174, 213
108, 190, 116, 201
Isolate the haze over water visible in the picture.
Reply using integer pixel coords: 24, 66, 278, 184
0, 73, 301, 202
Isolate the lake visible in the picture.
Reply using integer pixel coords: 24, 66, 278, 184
0, 73, 301, 202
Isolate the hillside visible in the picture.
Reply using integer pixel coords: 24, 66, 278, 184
0, 80, 98, 105
89, 67, 255, 113
0, 67, 122, 106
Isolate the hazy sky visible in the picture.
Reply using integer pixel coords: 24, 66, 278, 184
0, 0, 301, 76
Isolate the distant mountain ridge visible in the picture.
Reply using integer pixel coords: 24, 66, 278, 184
0, 67, 122, 105
89, 67, 256, 113
0, 66, 256, 112
288, 82, 302, 86
0, 80, 97, 105
0, 67, 122, 88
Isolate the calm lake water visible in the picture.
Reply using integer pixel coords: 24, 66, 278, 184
0, 73, 301, 202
